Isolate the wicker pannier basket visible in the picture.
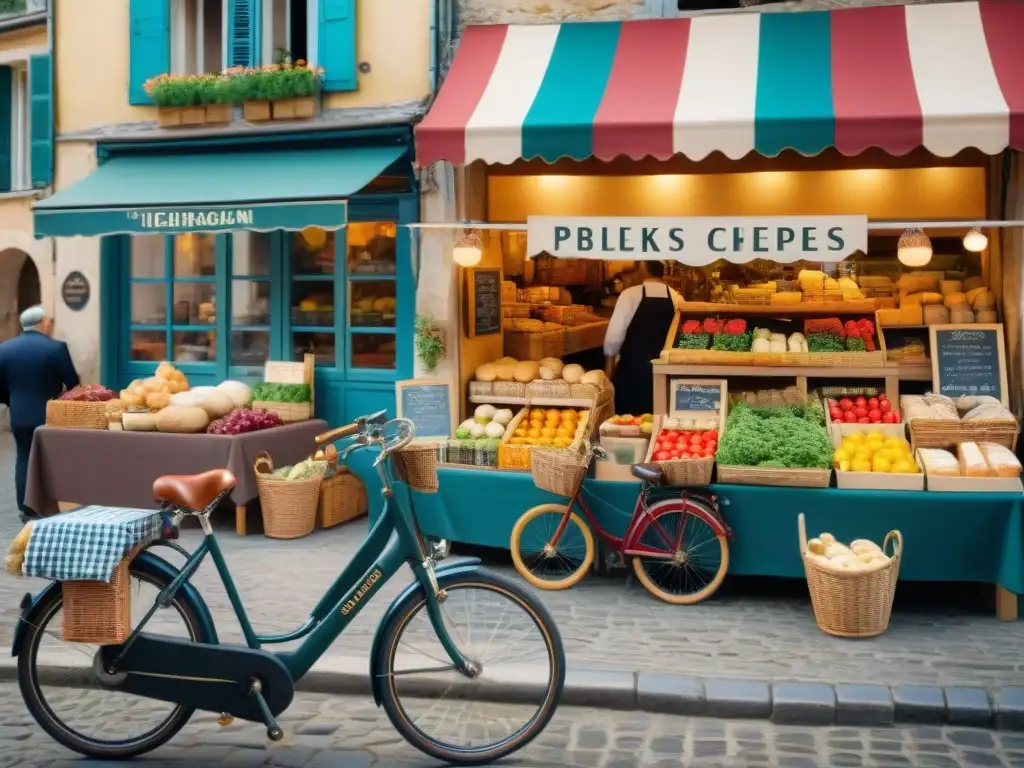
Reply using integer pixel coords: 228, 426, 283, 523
798, 513, 902, 638
61, 544, 144, 644
46, 399, 111, 430
254, 452, 328, 539
317, 467, 368, 528
531, 446, 588, 497
393, 444, 440, 493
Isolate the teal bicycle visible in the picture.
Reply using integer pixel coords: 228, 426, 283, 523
13, 411, 566, 764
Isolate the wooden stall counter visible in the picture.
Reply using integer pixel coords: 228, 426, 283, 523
25, 421, 328, 536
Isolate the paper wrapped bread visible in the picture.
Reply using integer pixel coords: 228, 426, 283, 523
957, 442, 992, 477
979, 443, 1023, 478
917, 448, 960, 476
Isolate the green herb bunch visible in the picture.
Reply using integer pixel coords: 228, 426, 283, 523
806, 332, 846, 353
715, 403, 832, 469
711, 332, 753, 352
415, 315, 446, 372
252, 382, 312, 403
676, 333, 710, 350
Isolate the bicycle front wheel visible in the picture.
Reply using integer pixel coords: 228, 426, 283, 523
377, 569, 565, 765
510, 503, 595, 590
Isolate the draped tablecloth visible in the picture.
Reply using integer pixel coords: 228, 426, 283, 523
24, 421, 328, 533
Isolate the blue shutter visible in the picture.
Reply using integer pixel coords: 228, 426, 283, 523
318, 0, 356, 92
227, 0, 261, 68
128, 0, 170, 105
29, 54, 53, 188
0, 67, 12, 194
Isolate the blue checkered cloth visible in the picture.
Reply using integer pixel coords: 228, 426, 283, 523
23, 506, 163, 583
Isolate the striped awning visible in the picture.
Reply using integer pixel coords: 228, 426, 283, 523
416, 1, 1024, 166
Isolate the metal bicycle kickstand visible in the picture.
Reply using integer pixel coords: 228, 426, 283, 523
248, 678, 284, 741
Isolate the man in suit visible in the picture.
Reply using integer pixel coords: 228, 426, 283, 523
0, 306, 79, 520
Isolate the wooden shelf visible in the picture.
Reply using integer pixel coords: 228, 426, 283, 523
677, 301, 879, 316
651, 363, 932, 381
469, 395, 596, 408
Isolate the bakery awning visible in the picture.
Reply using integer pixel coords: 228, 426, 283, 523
33, 145, 406, 238
416, 1, 1024, 166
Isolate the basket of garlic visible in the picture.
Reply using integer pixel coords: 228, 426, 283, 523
798, 513, 902, 638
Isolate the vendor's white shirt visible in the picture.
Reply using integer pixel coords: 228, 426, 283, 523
603, 280, 684, 358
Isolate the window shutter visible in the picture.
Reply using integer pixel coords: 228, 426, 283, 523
318, 0, 356, 92
0, 67, 11, 194
227, 0, 261, 68
128, 0, 170, 106
29, 54, 53, 188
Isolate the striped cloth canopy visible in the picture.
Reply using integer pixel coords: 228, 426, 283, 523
416, 1, 1024, 167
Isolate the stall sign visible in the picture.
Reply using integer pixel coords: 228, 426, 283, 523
673, 383, 722, 412
60, 271, 90, 311
464, 267, 502, 338
930, 324, 1008, 407
526, 215, 867, 265
396, 379, 455, 440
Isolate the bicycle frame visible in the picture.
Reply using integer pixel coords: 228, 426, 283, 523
114, 441, 472, 682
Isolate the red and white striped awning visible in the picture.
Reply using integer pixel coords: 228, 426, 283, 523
416, 1, 1024, 166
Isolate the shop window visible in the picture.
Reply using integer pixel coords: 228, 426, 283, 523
262, 0, 312, 65
347, 222, 397, 372
9, 65, 28, 191
171, 0, 225, 75
289, 228, 336, 365
350, 333, 395, 370
230, 232, 272, 367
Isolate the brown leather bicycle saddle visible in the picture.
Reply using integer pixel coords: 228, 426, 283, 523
153, 470, 237, 512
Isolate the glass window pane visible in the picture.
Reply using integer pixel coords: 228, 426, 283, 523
173, 233, 216, 277
350, 280, 396, 328
232, 232, 272, 276
130, 282, 167, 324
232, 280, 271, 325
291, 228, 335, 275
351, 333, 395, 370
231, 330, 269, 367
173, 283, 216, 325
347, 221, 396, 275
131, 235, 165, 278
291, 282, 334, 327
130, 330, 166, 362
293, 331, 335, 366
173, 330, 216, 362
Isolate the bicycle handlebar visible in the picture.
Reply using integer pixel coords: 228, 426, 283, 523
317, 410, 416, 465
315, 409, 390, 445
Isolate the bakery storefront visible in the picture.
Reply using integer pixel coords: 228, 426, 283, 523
392, 2, 1024, 621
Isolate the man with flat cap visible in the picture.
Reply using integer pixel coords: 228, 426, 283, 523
0, 306, 79, 520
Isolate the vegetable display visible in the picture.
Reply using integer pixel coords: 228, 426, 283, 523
58, 384, 116, 402
251, 382, 312, 403
455, 404, 515, 442
805, 532, 892, 573
806, 332, 845, 352
652, 429, 718, 461
833, 431, 919, 474
508, 407, 583, 449
207, 408, 283, 435
271, 458, 329, 481
711, 331, 752, 352
827, 394, 900, 425
715, 403, 832, 469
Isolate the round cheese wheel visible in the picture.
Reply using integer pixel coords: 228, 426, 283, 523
539, 364, 560, 381
562, 364, 585, 384
496, 357, 518, 366
475, 363, 498, 382
513, 361, 540, 383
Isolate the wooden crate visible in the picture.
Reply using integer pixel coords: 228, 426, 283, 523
252, 353, 315, 422
504, 329, 564, 361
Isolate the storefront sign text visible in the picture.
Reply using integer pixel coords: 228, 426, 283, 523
128, 208, 254, 231
526, 216, 867, 265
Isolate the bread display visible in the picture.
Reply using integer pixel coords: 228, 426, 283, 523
956, 442, 991, 477
979, 443, 1023, 478
917, 448, 960, 476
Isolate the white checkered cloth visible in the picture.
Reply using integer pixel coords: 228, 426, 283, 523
23, 506, 163, 583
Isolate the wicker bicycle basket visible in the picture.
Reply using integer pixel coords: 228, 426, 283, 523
798, 513, 902, 638
254, 452, 328, 540
531, 446, 588, 497
61, 543, 145, 645
393, 444, 440, 493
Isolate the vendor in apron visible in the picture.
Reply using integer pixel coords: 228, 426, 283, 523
604, 261, 683, 416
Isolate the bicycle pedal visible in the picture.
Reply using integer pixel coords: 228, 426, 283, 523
266, 728, 291, 747
216, 713, 234, 727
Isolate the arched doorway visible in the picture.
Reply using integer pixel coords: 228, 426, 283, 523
17, 256, 40, 314
0, 248, 29, 343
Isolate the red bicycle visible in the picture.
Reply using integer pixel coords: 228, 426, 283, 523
510, 445, 733, 604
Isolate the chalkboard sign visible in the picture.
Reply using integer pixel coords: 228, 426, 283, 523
465, 268, 501, 338
930, 324, 1008, 407
61, 271, 90, 311
669, 379, 728, 415
396, 379, 454, 439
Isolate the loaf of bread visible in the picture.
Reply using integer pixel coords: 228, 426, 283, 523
979, 443, 1022, 478
923, 305, 950, 325
957, 442, 992, 477
943, 291, 967, 309
939, 280, 964, 296
917, 448, 960, 476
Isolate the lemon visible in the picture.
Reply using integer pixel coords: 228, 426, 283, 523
884, 437, 906, 450
540, 427, 556, 438
851, 459, 872, 472
853, 448, 871, 462
839, 460, 851, 472
867, 431, 885, 442
872, 455, 892, 473
891, 460, 912, 474
527, 427, 541, 439
555, 427, 572, 439
537, 437, 553, 446
552, 437, 570, 448
841, 440, 858, 455
847, 432, 866, 444
514, 428, 528, 438
833, 449, 851, 464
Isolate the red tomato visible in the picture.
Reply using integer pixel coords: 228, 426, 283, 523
878, 400, 893, 414
854, 396, 868, 408
881, 412, 896, 424
669, 449, 682, 459
843, 410, 858, 423
655, 450, 671, 461
690, 435, 703, 446
839, 398, 854, 411
829, 407, 843, 422
857, 417, 871, 424
878, 393, 889, 402
868, 397, 880, 410
868, 409, 882, 423
704, 440, 717, 452
663, 430, 679, 440
704, 430, 719, 442
703, 447, 715, 458
853, 406, 868, 419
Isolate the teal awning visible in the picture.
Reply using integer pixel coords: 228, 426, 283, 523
34, 145, 406, 238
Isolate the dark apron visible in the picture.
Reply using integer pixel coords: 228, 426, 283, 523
612, 284, 676, 416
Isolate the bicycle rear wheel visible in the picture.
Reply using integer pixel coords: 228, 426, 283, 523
377, 568, 565, 765
510, 503, 595, 590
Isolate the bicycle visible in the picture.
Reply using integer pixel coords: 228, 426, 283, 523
510, 443, 733, 604
13, 410, 566, 764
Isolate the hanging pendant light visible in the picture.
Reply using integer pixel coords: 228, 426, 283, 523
452, 229, 483, 267
897, 227, 933, 268
962, 227, 989, 253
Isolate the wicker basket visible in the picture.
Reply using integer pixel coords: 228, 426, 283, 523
531, 446, 587, 496
317, 468, 367, 528
252, 401, 312, 423
908, 418, 1020, 452
798, 513, 902, 638
493, 381, 527, 399
61, 544, 143, 644
527, 379, 572, 399
46, 399, 110, 430
254, 452, 327, 539
658, 456, 714, 486
393, 444, 440, 493
469, 381, 494, 398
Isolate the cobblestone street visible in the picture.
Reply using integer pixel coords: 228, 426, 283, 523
1, 684, 1023, 767
3, 432, 1024, 691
